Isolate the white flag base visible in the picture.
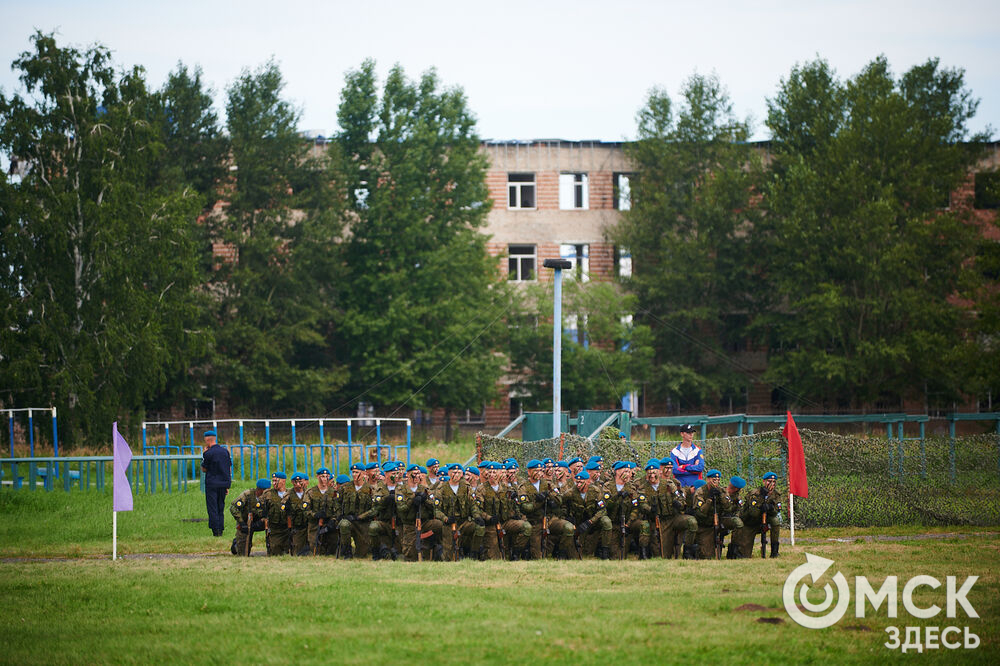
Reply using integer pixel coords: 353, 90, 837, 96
789, 492, 795, 547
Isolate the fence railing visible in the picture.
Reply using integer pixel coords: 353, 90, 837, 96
4, 407, 59, 457
0, 455, 204, 494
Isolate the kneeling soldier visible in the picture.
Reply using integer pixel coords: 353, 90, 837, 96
282, 472, 311, 556
396, 465, 445, 561
263, 472, 290, 556
736, 471, 781, 558
230, 479, 269, 555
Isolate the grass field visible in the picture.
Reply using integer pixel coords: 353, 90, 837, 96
0, 488, 997, 664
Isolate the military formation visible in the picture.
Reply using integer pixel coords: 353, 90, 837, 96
229, 425, 783, 561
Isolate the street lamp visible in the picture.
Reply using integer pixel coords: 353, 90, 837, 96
543, 258, 572, 438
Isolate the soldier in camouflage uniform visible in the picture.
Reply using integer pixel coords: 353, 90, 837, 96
736, 471, 781, 558
656, 458, 698, 559
426, 459, 442, 488
368, 461, 404, 560
395, 464, 445, 561
337, 463, 372, 558
491, 461, 531, 559
229, 479, 269, 555
563, 470, 612, 558
282, 473, 311, 556
262, 472, 290, 556
305, 468, 340, 556
601, 461, 647, 559
721, 475, 747, 559
430, 464, 481, 560
542, 469, 577, 559
691, 469, 744, 559
463, 466, 488, 559
515, 460, 561, 559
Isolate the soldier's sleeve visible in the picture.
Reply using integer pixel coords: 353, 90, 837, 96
395, 489, 414, 515
229, 491, 244, 521
431, 493, 449, 522
516, 485, 538, 515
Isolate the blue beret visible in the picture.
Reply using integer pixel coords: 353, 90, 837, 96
418, 465, 428, 474
619, 432, 627, 439
336, 474, 350, 484
568, 457, 583, 466
466, 466, 479, 476
763, 472, 777, 480
350, 463, 365, 472
504, 457, 517, 464
203, 430, 217, 438
660, 457, 673, 466
406, 464, 421, 473
575, 470, 590, 480
256, 479, 270, 489
426, 458, 440, 467
612, 461, 628, 471
380, 462, 394, 472
542, 458, 554, 465
556, 461, 569, 469
705, 469, 721, 478
271, 472, 286, 480
730, 476, 746, 489
645, 459, 661, 470
628, 462, 638, 469
449, 464, 464, 473
585, 461, 600, 471
526, 459, 542, 469
503, 461, 518, 470
587, 455, 603, 464
316, 467, 331, 476
291, 472, 307, 481
365, 462, 378, 470
692, 479, 707, 489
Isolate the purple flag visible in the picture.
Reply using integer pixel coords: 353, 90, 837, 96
113, 422, 133, 512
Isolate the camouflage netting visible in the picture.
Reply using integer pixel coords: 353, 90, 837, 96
476, 428, 1000, 527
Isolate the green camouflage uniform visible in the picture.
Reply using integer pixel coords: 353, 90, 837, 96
368, 480, 403, 559
262, 488, 289, 556
602, 480, 646, 559
646, 476, 696, 558
516, 478, 574, 559
562, 484, 611, 557
735, 485, 781, 557
338, 481, 372, 557
229, 488, 265, 555
692, 485, 744, 559
432, 480, 483, 560
281, 490, 310, 556
305, 484, 340, 556
394, 483, 445, 561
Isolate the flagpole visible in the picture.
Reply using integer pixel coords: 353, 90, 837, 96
113, 510, 118, 561
789, 492, 795, 547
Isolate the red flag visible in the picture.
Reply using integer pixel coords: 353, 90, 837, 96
782, 411, 808, 498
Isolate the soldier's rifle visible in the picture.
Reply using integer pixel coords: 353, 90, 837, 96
415, 490, 424, 562
451, 515, 461, 562
654, 495, 666, 560
313, 518, 324, 556
760, 486, 769, 559
541, 491, 550, 557
287, 515, 296, 556
712, 490, 723, 560
245, 511, 254, 557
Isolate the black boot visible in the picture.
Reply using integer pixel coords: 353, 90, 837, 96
683, 543, 700, 560
639, 545, 650, 560
771, 541, 779, 558
341, 544, 353, 559
727, 543, 743, 559
508, 549, 519, 562
231, 538, 238, 555
433, 544, 444, 561
597, 546, 611, 560
521, 546, 532, 561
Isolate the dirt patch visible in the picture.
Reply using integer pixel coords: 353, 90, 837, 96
842, 625, 873, 632
756, 617, 784, 624
734, 603, 771, 612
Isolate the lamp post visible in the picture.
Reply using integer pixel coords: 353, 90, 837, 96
543, 258, 572, 438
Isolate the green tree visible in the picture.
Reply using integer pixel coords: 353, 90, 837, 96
156, 62, 228, 205
335, 61, 509, 439
0, 32, 207, 444
507, 280, 653, 411
613, 73, 763, 411
206, 60, 348, 413
758, 56, 989, 409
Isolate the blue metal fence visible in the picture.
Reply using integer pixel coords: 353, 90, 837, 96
0, 454, 204, 494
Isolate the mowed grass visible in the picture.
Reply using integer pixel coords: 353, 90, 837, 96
0, 489, 998, 664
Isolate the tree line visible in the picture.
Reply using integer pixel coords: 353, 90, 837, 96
1, 32, 996, 447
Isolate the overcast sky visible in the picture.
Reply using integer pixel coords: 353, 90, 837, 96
2, 0, 998, 141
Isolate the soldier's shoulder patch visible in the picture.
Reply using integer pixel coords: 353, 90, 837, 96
302, 501, 309, 508
396, 494, 404, 502
751, 500, 757, 506
603, 492, 611, 500
433, 498, 441, 506
374, 495, 383, 503
280, 504, 287, 511
597, 500, 605, 508
519, 494, 528, 502
638, 493, 646, 502
236, 500, 242, 507
697, 500, 704, 507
